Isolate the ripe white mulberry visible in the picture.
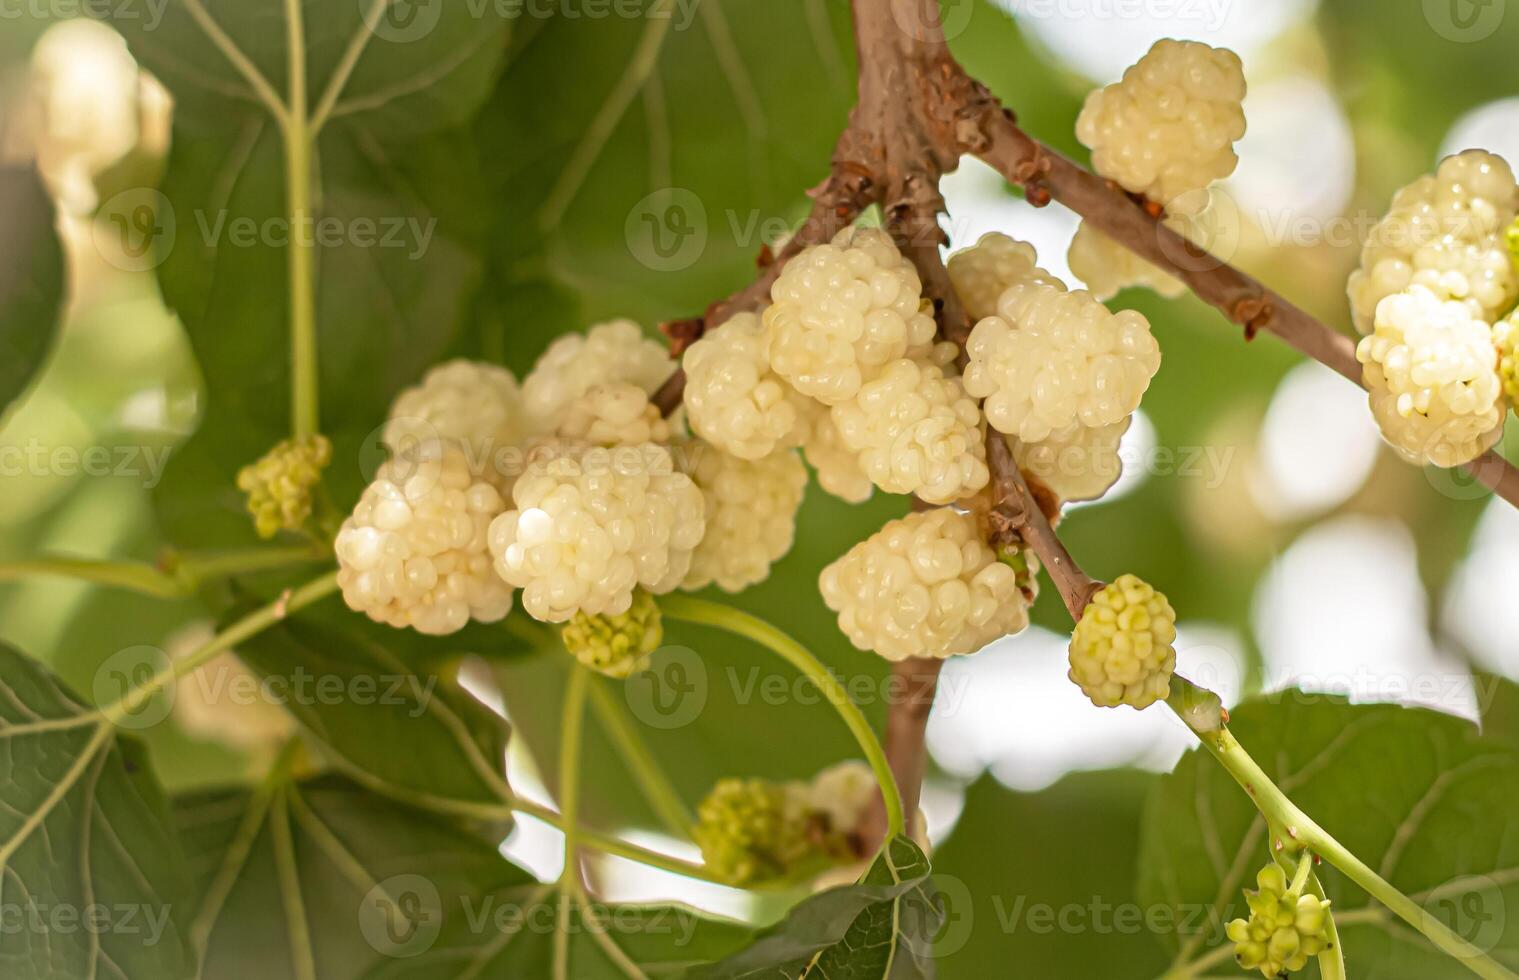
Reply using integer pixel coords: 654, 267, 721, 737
946, 232, 1064, 321
520, 320, 674, 432
1012, 417, 1130, 504
1068, 574, 1176, 710
683, 443, 807, 592
488, 441, 705, 622
764, 227, 938, 405
965, 281, 1162, 443
555, 382, 672, 447
800, 402, 875, 503
1348, 150, 1519, 334
385, 360, 523, 477
1076, 39, 1246, 213
820, 508, 1037, 661
682, 311, 811, 459
829, 357, 990, 504
335, 443, 514, 636
1356, 283, 1506, 467
1067, 220, 1185, 302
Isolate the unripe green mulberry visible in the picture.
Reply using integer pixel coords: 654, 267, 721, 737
1494, 310, 1519, 407
1226, 861, 1333, 977
693, 778, 812, 886
1068, 573, 1177, 709
559, 588, 663, 678
236, 435, 332, 539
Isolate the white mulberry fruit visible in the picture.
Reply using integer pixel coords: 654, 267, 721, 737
682, 311, 811, 459
683, 443, 807, 592
799, 402, 874, 503
488, 441, 705, 622
1067, 220, 1185, 302
1348, 150, 1519, 334
560, 588, 663, 678
1012, 417, 1130, 504
385, 360, 523, 485
830, 358, 990, 504
1076, 39, 1246, 213
965, 282, 1161, 443
820, 508, 1037, 661
1068, 574, 1176, 709
764, 227, 938, 405
335, 443, 514, 636
946, 232, 1064, 321
521, 320, 674, 432
799, 761, 878, 842
1356, 284, 1506, 468
236, 435, 331, 539
554, 382, 672, 447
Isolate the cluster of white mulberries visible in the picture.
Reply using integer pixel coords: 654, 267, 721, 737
1347, 150, 1519, 335
487, 442, 705, 622
965, 281, 1162, 443
1012, 417, 1130, 504
1075, 39, 1246, 213
385, 359, 522, 464
764, 227, 939, 405
1067, 220, 1185, 302
682, 312, 811, 459
946, 232, 1063, 320
829, 358, 990, 504
1355, 284, 1506, 467
820, 508, 1037, 661
683, 443, 808, 592
554, 382, 672, 448
335, 444, 514, 636
521, 319, 674, 431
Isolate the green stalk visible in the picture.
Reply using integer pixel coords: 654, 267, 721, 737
1168, 678, 1515, 980
659, 594, 907, 842
283, 0, 319, 437
587, 676, 695, 839
0, 558, 185, 598
554, 666, 591, 980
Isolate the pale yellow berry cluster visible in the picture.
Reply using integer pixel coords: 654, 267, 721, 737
520, 319, 674, 432
1348, 150, 1518, 335
965, 281, 1161, 443
1011, 417, 1131, 504
1066, 219, 1185, 303
1226, 862, 1334, 977
488, 443, 705, 623
1075, 38, 1246, 213
682, 311, 812, 460
682, 443, 808, 592
799, 402, 875, 503
554, 382, 672, 448
236, 434, 332, 539
384, 359, 523, 492
335, 443, 514, 636
1067, 574, 1176, 709
1356, 283, 1506, 467
946, 232, 1064, 320
820, 508, 1037, 661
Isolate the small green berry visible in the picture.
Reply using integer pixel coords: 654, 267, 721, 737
1225, 859, 1333, 977
1494, 311, 1519, 407
693, 778, 812, 886
560, 589, 662, 679
236, 435, 332, 539
1067, 573, 1177, 709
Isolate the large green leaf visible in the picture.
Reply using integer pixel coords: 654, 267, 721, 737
0, 644, 195, 979
0, 165, 65, 417
362, 889, 754, 980
690, 836, 942, 979
101, 0, 511, 548
231, 613, 515, 813
932, 772, 1167, 979
1140, 694, 1519, 977
477, 0, 856, 330
176, 773, 534, 980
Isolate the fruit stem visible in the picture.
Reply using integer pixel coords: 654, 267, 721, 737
586, 675, 696, 839
283, 0, 319, 438
0, 545, 331, 599
553, 665, 589, 979
659, 594, 907, 842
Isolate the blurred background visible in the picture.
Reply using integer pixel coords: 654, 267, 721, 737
2, 0, 1518, 974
